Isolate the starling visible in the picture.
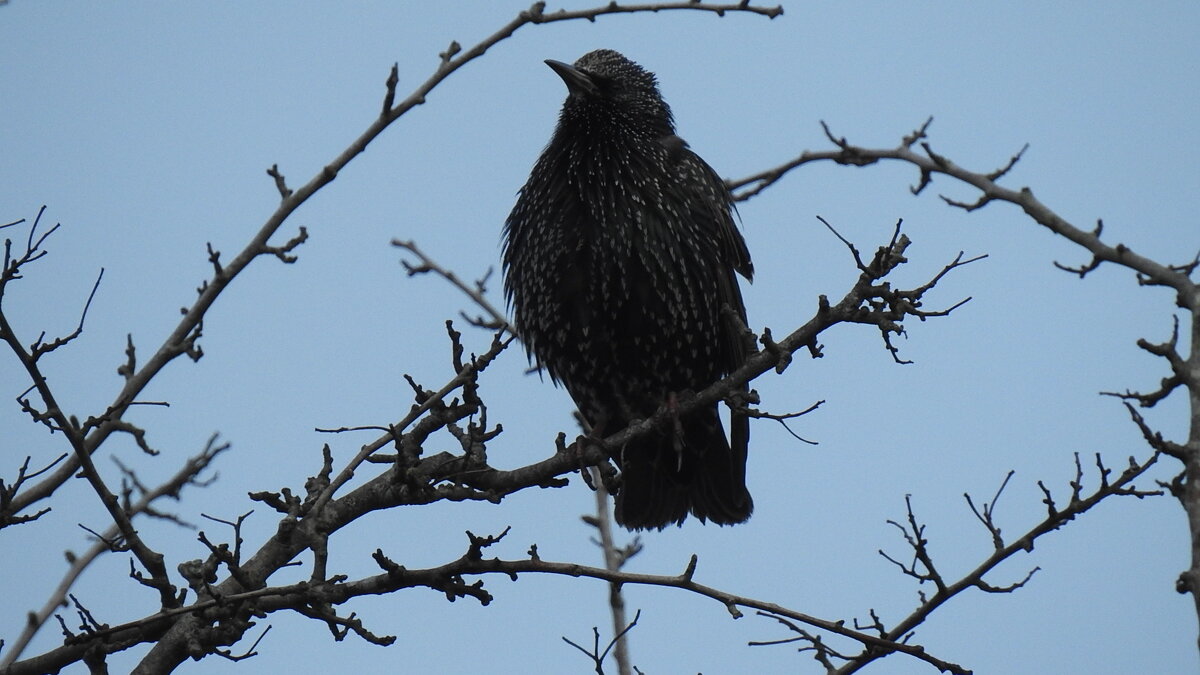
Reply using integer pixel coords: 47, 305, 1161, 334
502, 49, 753, 530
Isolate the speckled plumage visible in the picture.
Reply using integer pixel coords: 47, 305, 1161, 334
502, 49, 753, 530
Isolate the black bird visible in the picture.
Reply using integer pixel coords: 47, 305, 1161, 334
502, 49, 754, 530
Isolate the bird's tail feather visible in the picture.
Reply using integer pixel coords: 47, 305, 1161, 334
614, 405, 752, 530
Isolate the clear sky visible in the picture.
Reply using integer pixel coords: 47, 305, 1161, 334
2, 2, 1197, 673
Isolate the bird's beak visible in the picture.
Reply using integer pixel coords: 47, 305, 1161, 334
545, 59, 598, 97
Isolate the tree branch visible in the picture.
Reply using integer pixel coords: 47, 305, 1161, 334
0, 436, 228, 668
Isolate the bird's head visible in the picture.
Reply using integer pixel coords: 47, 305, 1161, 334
545, 49, 675, 135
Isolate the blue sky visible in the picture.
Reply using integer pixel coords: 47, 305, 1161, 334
2, 2, 1197, 673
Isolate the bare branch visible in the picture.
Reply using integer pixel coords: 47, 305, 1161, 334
585, 467, 638, 675
840, 451, 1162, 673
740, 120, 1198, 309
964, 471, 1015, 550
0, 454, 65, 528
0, 436, 228, 667
29, 268, 104, 359
394, 239, 514, 334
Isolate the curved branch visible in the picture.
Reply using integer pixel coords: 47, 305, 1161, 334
732, 117, 1198, 670
1, 0, 784, 526
839, 451, 1162, 674
731, 118, 1198, 309
0, 436, 228, 668
1, 219, 964, 675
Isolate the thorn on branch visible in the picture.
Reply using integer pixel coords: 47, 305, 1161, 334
1036, 479, 1058, 521
439, 40, 461, 64
986, 143, 1029, 181
939, 190, 994, 212
901, 120, 937, 192
266, 164, 292, 199
679, 554, 699, 582
116, 333, 138, 380
206, 243, 224, 277
178, 320, 204, 362
911, 167, 934, 196
372, 548, 406, 577
819, 120, 876, 167
975, 565, 1040, 593
921, 141, 949, 169
78, 523, 127, 553
523, 2, 547, 23
1167, 248, 1200, 277
1052, 220, 1107, 277
964, 470, 1014, 550
260, 226, 308, 263
1053, 254, 1103, 278
817, 215, 874, 277
214, 625, 272, 662
741, 400, 822, 445
1068, 452, 1086, 502
382, 63, 399, 115
466, 527, 511, 561
109, 419, 159, 456
302, 444, 336, 510
30, 268, 105, 359
404, 373, 432, 406
901, 117, 933, 149
446, 320, 465, 373
1160, 470, 1186, 500
759, 326, 793, 373
248, 489, 293, 515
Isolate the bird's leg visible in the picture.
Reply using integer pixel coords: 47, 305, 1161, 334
576, 441, 598, 491
666, 391, 686, 472
572, 408, 609, 491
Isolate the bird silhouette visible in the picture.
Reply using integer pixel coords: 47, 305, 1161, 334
503, 49, 753, 530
